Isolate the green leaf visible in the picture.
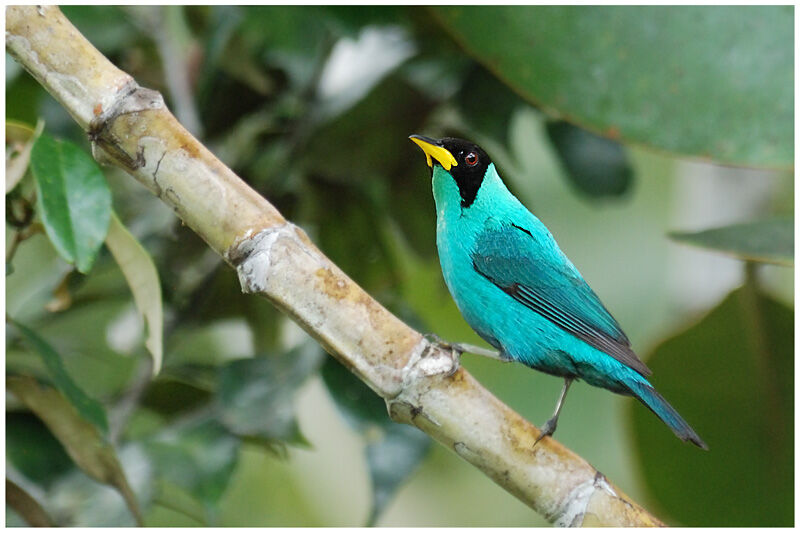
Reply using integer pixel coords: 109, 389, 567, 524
432, 6, 793, 168
669, 217, 793, 266
140, 378, 213, 419
10, 319, 108, 433
545, 120, 633, 198
144, 418, 239, 520
6, 412, 74, 488
216, 342, 324, 444
630, 286, 793, 526
30, 134, 112, 273
321, 357, 431, 525
365, 423, 431, 526
7, 376, 143, 526
105, 213, 164, 373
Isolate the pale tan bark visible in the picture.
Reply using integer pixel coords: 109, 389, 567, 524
6, 6, 664, 526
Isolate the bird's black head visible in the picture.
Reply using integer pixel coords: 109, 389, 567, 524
409, 135, 492, 207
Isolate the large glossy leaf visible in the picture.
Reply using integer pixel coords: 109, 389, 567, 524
105, 213, 164, 373
630, 286, 793, 526
669, 217, 793, 266
10, 319, 108, 433
321, 357, 431, 525
30, 134, 112, 273
7, 376, 143, 525
431, 6, 793, 168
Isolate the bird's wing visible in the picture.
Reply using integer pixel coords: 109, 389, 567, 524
471, 223, 652, 377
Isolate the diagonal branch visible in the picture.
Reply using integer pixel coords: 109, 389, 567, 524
6, 6, 663, 527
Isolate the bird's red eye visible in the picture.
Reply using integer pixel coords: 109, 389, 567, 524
465, 152, 478, 166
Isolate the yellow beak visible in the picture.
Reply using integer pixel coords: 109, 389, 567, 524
409, 135, 458, 171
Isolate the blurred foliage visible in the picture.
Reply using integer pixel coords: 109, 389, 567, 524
321, 357, 431, 525
630, 280, 793, 526
7, 376, 142, 525
670, 217, 794, 266
5, 5, 793, 527
432, 6, 793, 168
10, 320, 108, 432
545, 120, 633, 198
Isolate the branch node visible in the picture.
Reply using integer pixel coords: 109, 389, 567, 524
551, 469, 617, 527
228, 224, 303, 293
400, 338, 458, 387
386, 338, 456, 427
89, 83, 164, 171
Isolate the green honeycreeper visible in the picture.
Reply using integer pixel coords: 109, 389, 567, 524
410, 134, 706, 449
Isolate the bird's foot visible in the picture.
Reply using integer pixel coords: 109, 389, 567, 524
423, 333, 462, 377
533, 417, 558, 447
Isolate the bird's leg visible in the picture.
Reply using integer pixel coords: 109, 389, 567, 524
450, 342, 508, 361
534, 377, 574, 446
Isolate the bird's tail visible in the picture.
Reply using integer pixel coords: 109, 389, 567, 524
627, 380, 708, 450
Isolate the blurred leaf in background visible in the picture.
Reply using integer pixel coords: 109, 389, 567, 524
105, 213, 164, 374
143, 419, 238, 525
670, 217, 794, 266
6, 5, 793, 527
7, 376, 142, 525
321, 357, 431, 526
431, 6, 793, 168
10, 321, 108, 433
631, 282, 793, 526
216, 342, 324, 446
545, 120, 634, 198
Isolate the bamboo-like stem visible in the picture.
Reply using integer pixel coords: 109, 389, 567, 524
6, 6, 664, 527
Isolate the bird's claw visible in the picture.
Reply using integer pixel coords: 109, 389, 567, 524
445, 349, 462, 377
423, 333, 462, 377
533, 418, 558, 447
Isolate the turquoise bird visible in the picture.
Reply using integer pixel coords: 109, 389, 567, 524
410, 134, 706, 449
